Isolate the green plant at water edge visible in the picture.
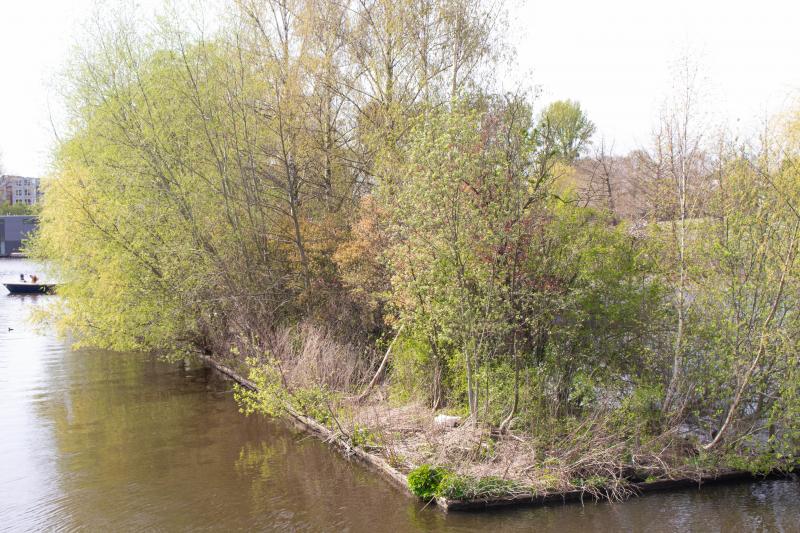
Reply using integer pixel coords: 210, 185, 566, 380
350, 424, 379, 448
435, 474, 527, 500
234, 357, 335, 426
407, 465, 446, 500
234, 358, 287, 417
291, 387, 335, 425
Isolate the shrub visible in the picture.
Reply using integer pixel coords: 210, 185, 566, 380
613, 383, 664, 435
407, 464, 446, 500
389, 334, 434, 405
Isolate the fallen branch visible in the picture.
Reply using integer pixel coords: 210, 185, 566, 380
357, 324, 405, 403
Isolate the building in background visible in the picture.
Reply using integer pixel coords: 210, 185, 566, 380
0, 215, 38, 256
0, 178, 11, 204
0, 175, 41, 205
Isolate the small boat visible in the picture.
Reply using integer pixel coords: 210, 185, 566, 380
3, 283, 58, 295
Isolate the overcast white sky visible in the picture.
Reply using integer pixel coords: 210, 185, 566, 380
1, 0, 799, 176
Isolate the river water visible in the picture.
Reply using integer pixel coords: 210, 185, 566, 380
1, 258, 799, 532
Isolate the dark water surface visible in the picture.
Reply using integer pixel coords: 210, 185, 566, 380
1, 259, 799, 532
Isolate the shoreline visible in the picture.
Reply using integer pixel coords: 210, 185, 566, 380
199, 353, 796, 513
438, 470, 789, 511
199, 355, 411, 493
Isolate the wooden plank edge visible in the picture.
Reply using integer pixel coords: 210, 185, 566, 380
198, 354, 412, 496
439, 470, 796, 511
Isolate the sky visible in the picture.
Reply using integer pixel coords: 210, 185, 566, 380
0, 0, 163, 177
0, 0, 83, 176
1, 0, 799, 177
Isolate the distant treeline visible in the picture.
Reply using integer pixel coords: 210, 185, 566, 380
0, 201, 36, 215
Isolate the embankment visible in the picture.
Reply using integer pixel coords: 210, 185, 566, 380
199, 354, 796, 512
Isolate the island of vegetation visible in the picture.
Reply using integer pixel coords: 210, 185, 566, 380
31, 0, 800, 509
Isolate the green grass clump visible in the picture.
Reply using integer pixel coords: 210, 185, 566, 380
436, 473, 526, 500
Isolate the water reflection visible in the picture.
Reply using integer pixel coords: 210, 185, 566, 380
1, 258, 799, 532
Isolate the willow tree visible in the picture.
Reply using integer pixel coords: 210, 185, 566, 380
33, 29, 228, 352
32, 11, 315, 354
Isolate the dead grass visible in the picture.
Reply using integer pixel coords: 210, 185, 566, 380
227, 320, 378, 393
338, 390, 710, 501
220, 328, 710, 503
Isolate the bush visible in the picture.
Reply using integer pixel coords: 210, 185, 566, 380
389, 334, 434, 405
613, 383, 664, 435
407, 464, 446, 500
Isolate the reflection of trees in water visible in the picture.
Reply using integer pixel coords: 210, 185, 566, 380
27, 346, 799, 531
234, 441, 276, 508
32, 350, 253, 528
31, 348, 412, 529
39, 350, 190, 473
38, 350, 148, 472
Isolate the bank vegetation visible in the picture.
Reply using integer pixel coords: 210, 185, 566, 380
31, 0, 800, 504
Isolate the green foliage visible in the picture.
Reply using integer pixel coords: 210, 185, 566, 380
291, 387, 335, 426
407, 466, 529, 501
350, 424, 379, 448
388, 333, 435, 404
235, 358, 288, 418
613, 383, 665, 435
0, 201, 36, 215
535, 99, 596, 162
235, 356, 335, 425
435, 473, 526, 500
407, 465, 446, 500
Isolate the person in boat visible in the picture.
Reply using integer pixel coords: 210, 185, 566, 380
30, 274, 38, 284
19, 274, 26, 282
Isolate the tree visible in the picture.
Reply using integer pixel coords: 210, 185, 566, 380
696, 132, 800, 452
378, 96, 661, 423
642, 58, 715, 417
379, 98, 536, 414
30, 0, 511, 357
536, 99, 596, 162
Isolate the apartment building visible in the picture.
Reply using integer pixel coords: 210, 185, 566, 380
0, 175, 41, 205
